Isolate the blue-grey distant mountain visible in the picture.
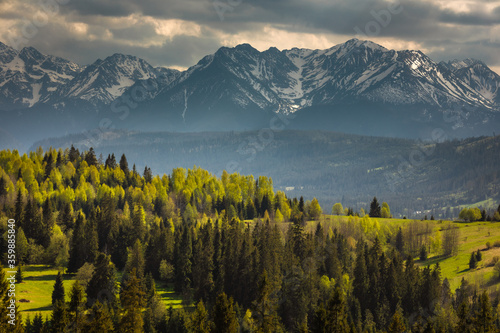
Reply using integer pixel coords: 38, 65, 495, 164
1, 38, 500, 149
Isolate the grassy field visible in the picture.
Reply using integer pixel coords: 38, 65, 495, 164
419, 221, 500, 291
4, 265, 186, 321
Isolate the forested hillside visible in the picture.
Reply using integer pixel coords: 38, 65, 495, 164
1, 148, 500, 332
32, 130, 500, 217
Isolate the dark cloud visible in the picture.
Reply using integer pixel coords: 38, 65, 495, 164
0, 0, 499, 72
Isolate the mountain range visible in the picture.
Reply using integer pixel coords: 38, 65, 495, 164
1, 38, 500, 149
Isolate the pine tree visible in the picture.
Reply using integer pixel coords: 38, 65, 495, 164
84, 301, 114, 333
190, 300, 212, 333
174, 226, 192, 294
85, 147, 98, 167
123, 239, 145, 284
86, 253, 117, 307
474, 291, 493, 333
0, 176, 6, 198
252, 271, 282, 333
16, 265, 23, 283
298, 196, 305, 212
213, 293, 239, 333
119, 154, 129, 173
14, 188, 24, 226
68, 280, 84, 333
68, 145, 79, 162
387, 309, 406, 333
476, 249, 482, 262
119, 268, 145, 333
369, 197, 381, 217
143, 166, 153, 183
395, 227, 404, 254
51, 272, 65, 305
469, 252, 477, 269
51, 300, 68, 333
325, 286, 349, 333
67, 212, 87, 273
192, 222, 214, 303
32, 313, 44, 333
41, 198, 55, 247
44, 152, 54, 179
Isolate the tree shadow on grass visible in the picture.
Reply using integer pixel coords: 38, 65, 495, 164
23, 274, 58, 282
21, 305, 52, 313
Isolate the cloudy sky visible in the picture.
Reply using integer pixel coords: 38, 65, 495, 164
1, 0, 499, 73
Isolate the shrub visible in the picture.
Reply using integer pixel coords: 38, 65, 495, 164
486, 241, 492, 250
494, 240, 500, 248
489, 256, 500, 267
494, 261, 500, 279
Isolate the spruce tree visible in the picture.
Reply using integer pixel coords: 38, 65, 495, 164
14, 188, 23, 226
51, 272, 65, 305
0, 176, 6, 198
474, 291, 493, 333
84, 301, 114, 333
51, 300, 68, 333
16, 265, 23, 283
68, 280, 84, 333
32, 313, 44, 333
469, 252, 477, 269
387, 309, 406, 333
213, 293, 239, 333
119, 269, 145, 333
369, 197, 381, 217
325, 286, 349, 333
395, 228, 404, 254
85, 147, 98, 167
119, 154, 129, 173
68, 212, 87, 273
190, 300, 211, 333
86, 253, 117, 307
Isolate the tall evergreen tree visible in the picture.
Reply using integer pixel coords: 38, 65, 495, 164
213, 293, 239, 333
119, 269, 145, 333
14, 188, 23, 226
387, 309, 406, 333
51, 300, 68, 333
85, 147, 98, 167
86, 253, 117, 307
84, 301, 114, 333
68, 280, 84, 333
174, 226, 193, 294
474, 291, 493, 333
369, 197, 381, 217
190, 300, 212, 333
68, 212, 87, 273
119, 154, 129, 173
51, 272, 65, 305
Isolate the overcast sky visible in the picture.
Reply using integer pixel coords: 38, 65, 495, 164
1, 0, 499, 73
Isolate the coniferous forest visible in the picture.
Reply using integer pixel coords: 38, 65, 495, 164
1, 147, 500, 332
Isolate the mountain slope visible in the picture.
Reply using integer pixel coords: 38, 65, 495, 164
2, 39, 500, 149
441, 58, 500, 106
45, 53, 180, 107
0, 42, 82, 108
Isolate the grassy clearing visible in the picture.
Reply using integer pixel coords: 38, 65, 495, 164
10, 265, 72, 319
420, 221, 500, 291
